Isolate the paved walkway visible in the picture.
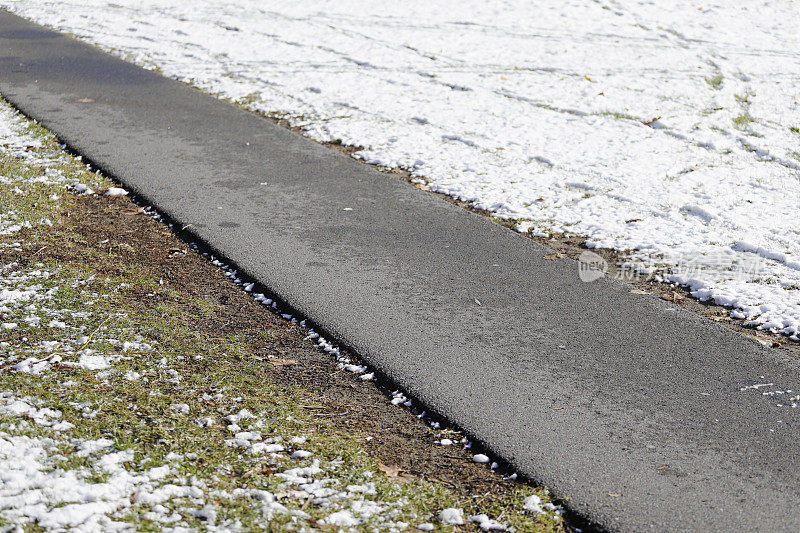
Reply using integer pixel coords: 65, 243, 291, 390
2, 11, 799, 531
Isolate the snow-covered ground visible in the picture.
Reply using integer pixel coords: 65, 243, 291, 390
2, 0, 799, 338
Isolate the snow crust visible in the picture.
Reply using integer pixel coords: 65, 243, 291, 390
3, 0, 799, 336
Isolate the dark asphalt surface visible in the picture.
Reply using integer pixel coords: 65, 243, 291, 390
2, 11, 800, 531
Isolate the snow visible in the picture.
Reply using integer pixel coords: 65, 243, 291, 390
470, 513, 508, 531
74, 354, 111, 371
169, 403, 190, 415
104, 187, 128, 196
324, 509, 360, 527
739, 378, 800, 409
346, 482, 377, 495
276, 460, 325, 484
11, 357, 54, 375
76, 438, 114, 457
3, 0, 799, 337
440, 507, 465, 526
234, 430, 261, 441
225, 408, 256, 423
523, 494, 545, 515
291, 450, 313, 460
473, 453, 490, 463
197, 417, 215, 428
68, 182, 94, 195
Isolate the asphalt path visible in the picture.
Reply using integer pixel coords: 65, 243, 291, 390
2, 11, 800, 531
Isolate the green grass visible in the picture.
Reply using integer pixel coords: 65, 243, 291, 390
596, 110, 638, 121
733, 113, 754, 129
700, 106, 724, 116
704, 74, 723, 90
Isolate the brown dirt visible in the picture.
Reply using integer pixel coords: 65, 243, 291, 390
14, 191, 576, 530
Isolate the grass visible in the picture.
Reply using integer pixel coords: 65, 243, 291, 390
700, 106, 724, 116
732, 113, 754, 129
236, 92, 261, 106
704, 74, 723, 90
596, 110, 638, 121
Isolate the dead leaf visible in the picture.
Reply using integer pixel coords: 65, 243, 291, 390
543, 253, 563, 261
75, 97, 95, 103
660, 291, 684, 302
378, 463, 402, 478
307, 518, 337, 530
743, 334, 771, 347
242, 464, 274, 478
608, 493, 622, 498
269, 358, 297, 367
630, 289, 649, 295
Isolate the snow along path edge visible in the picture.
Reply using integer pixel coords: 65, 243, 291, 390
2, 12, 800, 531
